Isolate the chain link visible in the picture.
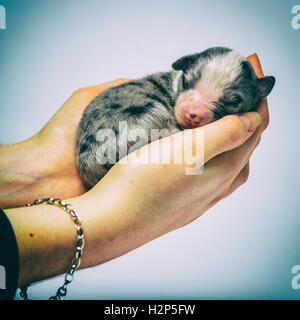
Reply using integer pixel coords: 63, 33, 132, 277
20, 197, 84, 300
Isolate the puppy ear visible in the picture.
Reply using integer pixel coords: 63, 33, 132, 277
257, 76, 276, 98
172, 54, 197, 71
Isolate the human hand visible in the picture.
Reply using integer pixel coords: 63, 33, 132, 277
28, 54, 267, 210
5, 55, 270, 287
35, 78, 131, 195
29, 53, 268, 208
0, 54, 267, 211
0, 79, 129, 208
70, 54, 269, 268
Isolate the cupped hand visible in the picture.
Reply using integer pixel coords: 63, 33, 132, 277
3, 55, 270, 284
35, 53, 267, 205
73, 54, 270, 267
2, 54, 267, 212
31, 79, 130, 198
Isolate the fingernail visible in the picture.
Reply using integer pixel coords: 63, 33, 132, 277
239, 112, 261, 131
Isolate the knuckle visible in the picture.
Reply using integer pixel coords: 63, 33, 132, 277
254, 136, 261, 149
210, 194, 224, 206
262, 114, 270, 131
240, 167, 249, 185
212, 187, 231, 205
70, 88, 93, 104
220, 190, 229, 200
110, 78, 130, 86
235, 163, 250, 186
72, 87, 89, 97
116, 78, 129, 82
258, 102, 270, 131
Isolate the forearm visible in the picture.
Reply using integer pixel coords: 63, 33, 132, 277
3, 182, 166, 288
4, 202, 76, 287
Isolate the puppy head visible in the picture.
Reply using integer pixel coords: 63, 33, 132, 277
172, 47, 275, 128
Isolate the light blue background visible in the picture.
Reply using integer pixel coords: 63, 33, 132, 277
1, 0, 299, 299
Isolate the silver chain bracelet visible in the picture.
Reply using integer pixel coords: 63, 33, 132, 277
19, 197, 84, 300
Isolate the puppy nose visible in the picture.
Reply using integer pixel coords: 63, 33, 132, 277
185, 112, 201, 123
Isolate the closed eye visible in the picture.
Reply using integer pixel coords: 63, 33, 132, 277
232, 96, 243, 105
222, 94, 243, 108
182, 77, 191, 90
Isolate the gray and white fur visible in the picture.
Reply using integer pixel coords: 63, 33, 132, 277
76, 47, 275, 189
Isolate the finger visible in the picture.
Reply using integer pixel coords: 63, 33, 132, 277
183, 164, 250, 225
80, 78, 130, 96
201, 118, 260, 195
247, 54, 269, 132
255, 98, 269, 132
223, 162, 250, 198
195, 112, 261, 164
73, 78, 131, 104
55, 78, 131, 126
247, 53, 264, 78
206, 107, 262, 185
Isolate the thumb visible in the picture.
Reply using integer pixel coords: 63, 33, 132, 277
200, 111, 261, 163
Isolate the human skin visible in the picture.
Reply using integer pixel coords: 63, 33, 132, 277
2, 54, 269, 289
0, 79, 129, 209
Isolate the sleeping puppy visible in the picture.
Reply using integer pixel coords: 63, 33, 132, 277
76, 47, 275, 188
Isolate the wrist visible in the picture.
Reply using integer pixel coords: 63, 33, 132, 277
68, 175, 171, 271
0, 135, 55, 208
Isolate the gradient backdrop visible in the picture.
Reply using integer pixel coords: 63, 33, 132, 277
0, 0, 299, 299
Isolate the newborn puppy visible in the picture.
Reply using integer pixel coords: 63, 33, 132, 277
76, 47, 275, 188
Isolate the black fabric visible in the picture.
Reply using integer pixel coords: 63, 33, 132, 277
0, 208, 19, 300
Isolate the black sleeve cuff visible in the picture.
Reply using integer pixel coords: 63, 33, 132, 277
0, 208, 19, 300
